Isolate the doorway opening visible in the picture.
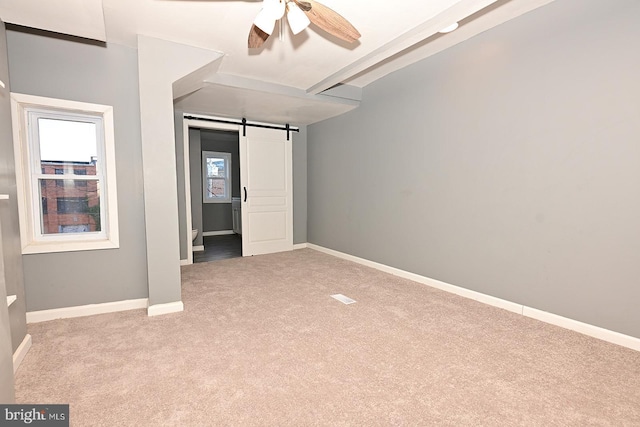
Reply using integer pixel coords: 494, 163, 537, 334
183, 119, 242, 264
182, 114, 294, 265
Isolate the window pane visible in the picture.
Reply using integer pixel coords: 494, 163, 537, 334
206, 157, 226, 178
38, 179, 101, 235
206, 178, 226, 199
38, 118, 98, 175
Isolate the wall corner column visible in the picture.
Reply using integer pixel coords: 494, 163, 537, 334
136, 36, 223, 314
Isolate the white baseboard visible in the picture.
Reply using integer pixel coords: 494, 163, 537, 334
193, 245, 205, 252
147, 301, 184, 317
307, 244, 522, 314
26, 298, 149, 324
13, 334, 32, 374
180, 259, 190, 266
307, 243, 640, 352
293, 243, 308, 250
523, 307, 640, 352
202, 230, 235, 237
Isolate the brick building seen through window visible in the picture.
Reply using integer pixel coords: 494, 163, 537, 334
40, 159, 101, 234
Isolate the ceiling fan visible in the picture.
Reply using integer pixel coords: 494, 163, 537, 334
248, 0, 361, 48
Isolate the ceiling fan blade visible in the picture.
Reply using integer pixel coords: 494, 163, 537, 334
297, 0, 361, 43
294, 0, 312, 12
248, 24, 270, 48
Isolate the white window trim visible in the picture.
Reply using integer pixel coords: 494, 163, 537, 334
11, 93, 119, 254
202, 151, 232, 204
27, 109, 106, 243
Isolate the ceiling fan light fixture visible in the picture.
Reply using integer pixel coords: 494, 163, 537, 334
287, 2, 311, 35
439, 22, 459, 33
248, 0, 361, 48
264, 0, 286, 20
254, 9, 276, 35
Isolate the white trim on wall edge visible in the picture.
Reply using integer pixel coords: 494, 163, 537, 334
180, 259, 191, 266
306, 243, 640, 352
7, 295, 17, 307
202, 230, 235, 237
193, 245, 205, 252
293, 243, 308, 250
13, 334, 32, 374
522, 307, 640, 351
148, 301, 184, 317
26, 298, 149, 324
306, 244, 521, 314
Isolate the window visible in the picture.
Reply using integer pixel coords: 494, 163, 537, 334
57, 197, 90, 215
202, 151, 231, 203
74, 169, 88, 187
11, 93, 119, 254
54, 168, 65, 187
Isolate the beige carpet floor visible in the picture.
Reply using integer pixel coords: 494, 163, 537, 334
15, 249, 640, 426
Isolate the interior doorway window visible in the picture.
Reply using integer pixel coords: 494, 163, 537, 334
202, 151, 231, 203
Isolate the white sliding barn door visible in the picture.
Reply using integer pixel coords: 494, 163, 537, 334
240, 126, 293, 256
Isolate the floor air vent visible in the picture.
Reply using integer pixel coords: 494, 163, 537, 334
331, 294, 356, 305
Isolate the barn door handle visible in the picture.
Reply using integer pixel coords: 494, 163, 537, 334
244, 187, 247, 202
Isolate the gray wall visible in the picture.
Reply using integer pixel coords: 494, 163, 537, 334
0, 19, 18, 403
188, 128, 203, 248
307, 0, 640, 338
7, 27, 148, 311
0, 23, 27, 354
174, 109, 188, 260
293, 126, 307, 245
0, 228, 15, 403
0, 22, 28, 353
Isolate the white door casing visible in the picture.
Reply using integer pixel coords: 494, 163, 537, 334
240, 126, 293, 256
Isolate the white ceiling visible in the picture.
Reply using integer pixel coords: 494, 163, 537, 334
0, 0, 556, 124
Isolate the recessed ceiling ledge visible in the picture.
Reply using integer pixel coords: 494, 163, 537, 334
175, 72, 360, 125
173, 56, 225, 100
203, 73, 360, 106
306, 0, 499, 95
